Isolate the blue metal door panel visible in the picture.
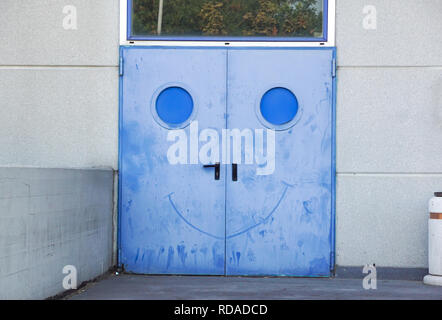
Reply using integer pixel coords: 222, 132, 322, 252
120, 47, 227, 275
120, 47, 335, 276
225, 49, 334, 276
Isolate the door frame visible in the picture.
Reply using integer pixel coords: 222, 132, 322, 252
117, 46, 337, 273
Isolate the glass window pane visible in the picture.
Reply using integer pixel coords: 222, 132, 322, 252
130, 0, 325, 40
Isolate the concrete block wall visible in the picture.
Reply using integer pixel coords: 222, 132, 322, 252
0, 168, 114, 299
335, 0, 442, 269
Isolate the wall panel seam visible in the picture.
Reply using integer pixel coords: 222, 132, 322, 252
337, 66, 442, 69
337, 172, 442, 177
0, 65, 119, 69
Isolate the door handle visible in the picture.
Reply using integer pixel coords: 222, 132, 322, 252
232, 163, 238, 181
203, 162, 220, 180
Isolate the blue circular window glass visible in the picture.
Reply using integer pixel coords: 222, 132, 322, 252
156, 87, 194, 125
260, 87, 299, 126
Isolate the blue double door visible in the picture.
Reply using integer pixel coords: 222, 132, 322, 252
120, 47, 335, 276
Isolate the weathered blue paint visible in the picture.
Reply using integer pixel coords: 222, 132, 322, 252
330, 49, 337, 270
119, 47, 227, 274
119, 46, 336, 276
225, 49, 334, 276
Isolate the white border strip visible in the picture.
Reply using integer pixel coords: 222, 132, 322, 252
327, 0, 336, 46
120, 0, 335, 47
120, 0, 127, 45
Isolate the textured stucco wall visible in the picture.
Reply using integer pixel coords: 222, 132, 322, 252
0, 168, 114, 299
0, 0, 119, 169
335, 0, 442, 268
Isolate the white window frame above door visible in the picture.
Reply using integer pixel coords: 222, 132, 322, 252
120, 0, 335, 47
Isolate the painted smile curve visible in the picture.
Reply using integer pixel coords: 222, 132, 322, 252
166, 181, 293, 240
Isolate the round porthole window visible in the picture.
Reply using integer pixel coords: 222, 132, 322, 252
258, 87, 301, 130
153, 86, 194, 129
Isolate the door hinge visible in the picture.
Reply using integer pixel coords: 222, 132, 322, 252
331, 58, 336, 78
119, 56, 124, 76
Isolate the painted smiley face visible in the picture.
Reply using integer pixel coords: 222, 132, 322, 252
158, 86, 304, 240
166, 180, 294, 240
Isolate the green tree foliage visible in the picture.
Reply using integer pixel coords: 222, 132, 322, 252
200, 2, 227, 35
243, 0, 278, 36
132, 0, 323, 38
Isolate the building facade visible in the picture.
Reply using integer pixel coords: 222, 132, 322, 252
1, 0, 442, 298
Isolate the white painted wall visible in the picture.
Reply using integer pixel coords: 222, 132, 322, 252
0, 0, 120, 169
336, 0, 442, 268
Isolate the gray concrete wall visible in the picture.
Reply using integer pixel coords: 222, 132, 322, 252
0, 168, 114, 299
335, 0, 442, 269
